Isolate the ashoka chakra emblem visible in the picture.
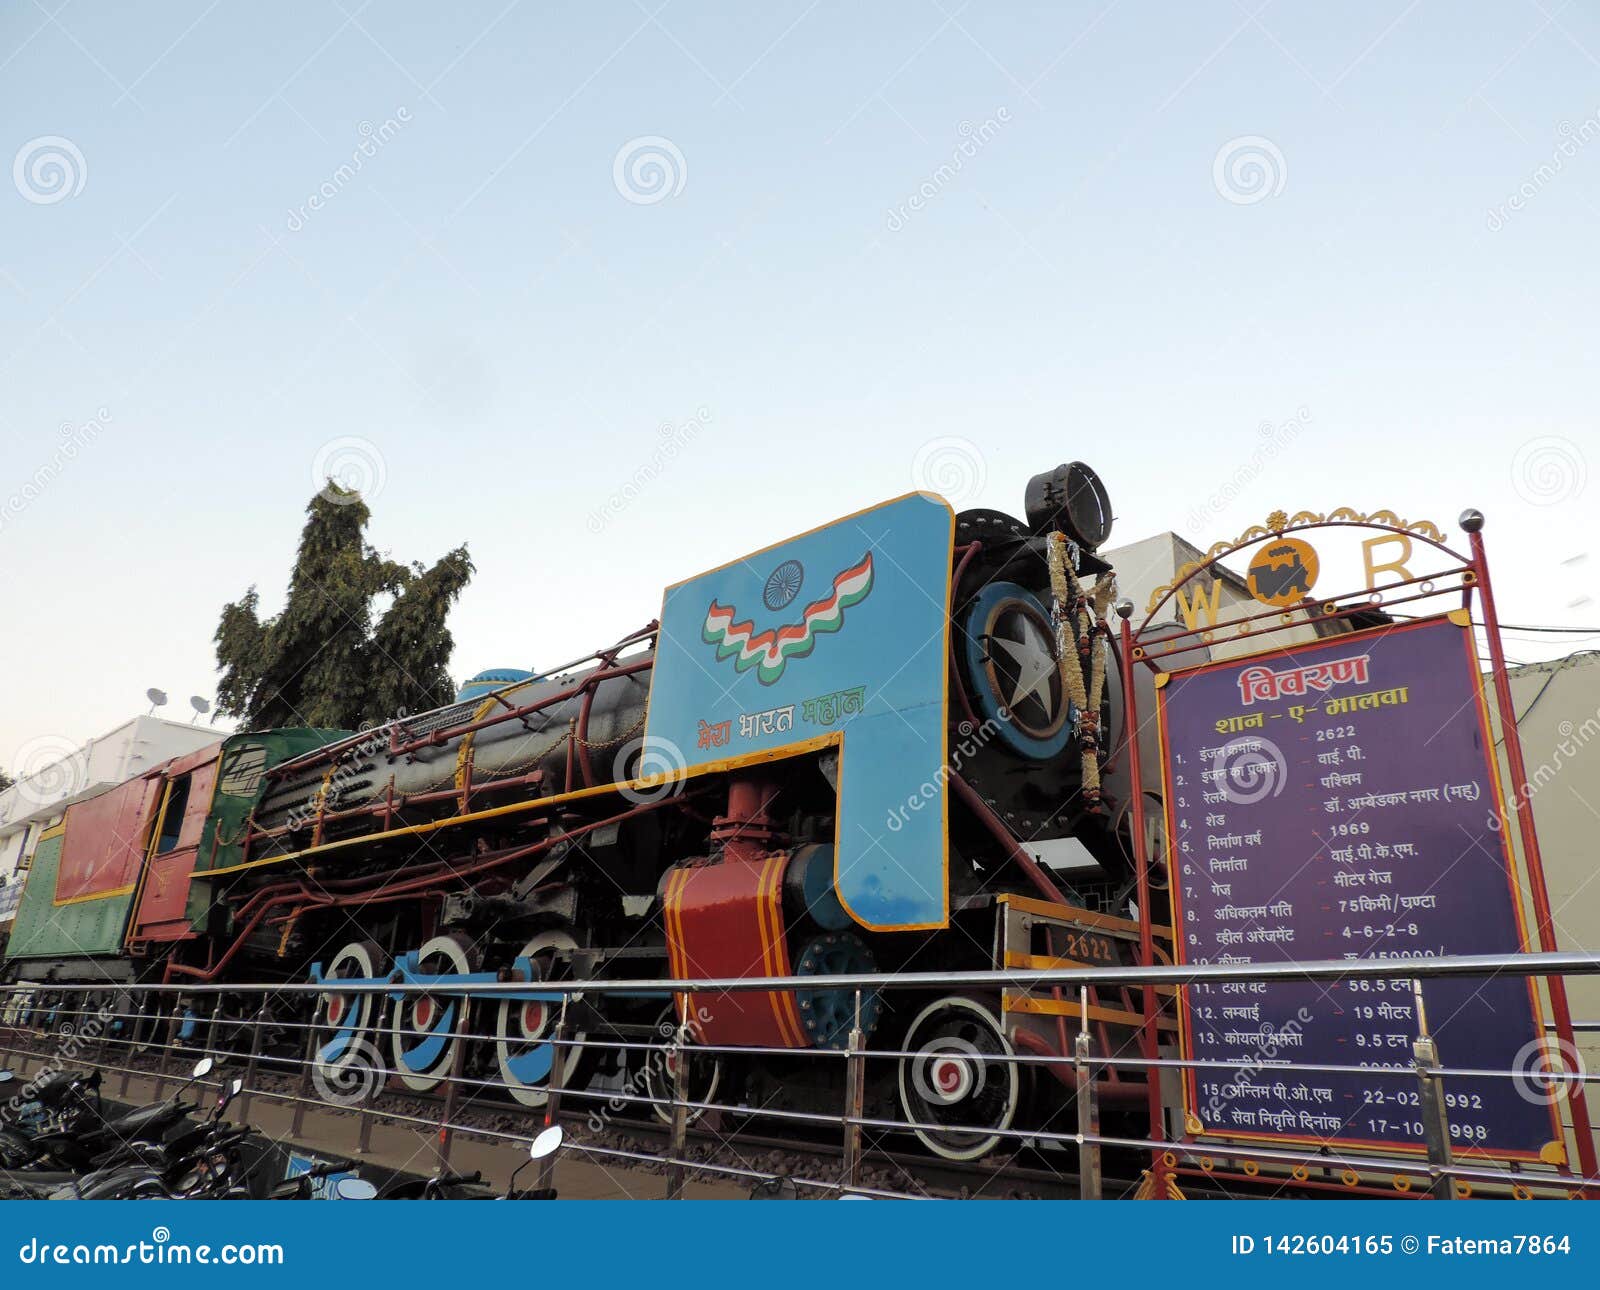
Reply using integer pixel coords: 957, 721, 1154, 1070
763, 560, 804, 611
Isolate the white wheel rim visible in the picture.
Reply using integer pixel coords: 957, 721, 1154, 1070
897, 996, 1019, 1161
646, 1008, 721, 1125
494, 930, 581, 1107
319, 941, 381, 1067
390, 934, 473, 1092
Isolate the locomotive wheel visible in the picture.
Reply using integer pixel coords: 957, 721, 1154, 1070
391, 933, 477, 1092
494, 929, 586, 1107
641, 1005, 722, 1126
317, 940, 385, 1068
897, 996, 1020, 1161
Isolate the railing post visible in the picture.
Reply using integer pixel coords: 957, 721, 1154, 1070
289, 998, 324, 1139
236, 999, 267, 1120
1411, 980, 1457, 1200
434, 1005, 469, 1171
90, 989, 111, 1065
206, 995, 225, 1065
355, 996, 383, 1158
1076, 986, 1103, 1201
842, 989, 866, 1194
119, 995, 144, 1098
152, 1000, 184, 1099
536, 1000, 572, 1195
666, 1020, 690, 1200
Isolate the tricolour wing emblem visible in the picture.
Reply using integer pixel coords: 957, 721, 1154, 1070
701, 553, 874, 686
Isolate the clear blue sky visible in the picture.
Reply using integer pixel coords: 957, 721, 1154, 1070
2, 2, 1595, 756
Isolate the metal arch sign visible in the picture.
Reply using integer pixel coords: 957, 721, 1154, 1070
644, 493, 954, 931
1135, 506, 1469, 654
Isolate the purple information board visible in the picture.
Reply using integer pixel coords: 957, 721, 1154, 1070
1157, 613, 1559, 1162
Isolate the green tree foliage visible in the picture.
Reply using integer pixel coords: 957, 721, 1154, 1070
214, 484, 474, 730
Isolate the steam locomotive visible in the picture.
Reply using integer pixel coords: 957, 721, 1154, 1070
2, 463, 1171, 1160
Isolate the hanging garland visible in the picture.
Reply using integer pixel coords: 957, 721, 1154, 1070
1047, 532, 1117, 804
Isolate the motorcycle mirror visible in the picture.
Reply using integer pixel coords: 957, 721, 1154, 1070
0, 1071, 14, 1085
229, 1078, 243, 1097
333, 1177, 378, 1201
191, 1057, 215, 1079
529, 1125, 563, 1160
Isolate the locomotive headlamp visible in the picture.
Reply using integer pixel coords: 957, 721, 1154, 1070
1024, 461, 1113, 551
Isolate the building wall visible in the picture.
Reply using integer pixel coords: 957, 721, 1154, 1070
1472, 649, 1600, 1167
1496, 653, 1600, 1006
1103, 530, 1327, 661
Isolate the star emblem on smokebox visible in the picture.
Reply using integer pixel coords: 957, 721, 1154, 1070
982, 601, 1066, 739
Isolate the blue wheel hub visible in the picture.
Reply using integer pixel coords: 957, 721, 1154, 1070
794, 933, 881, 1049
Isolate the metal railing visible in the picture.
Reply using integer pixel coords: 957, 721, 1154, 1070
1, 950, 1597, 1200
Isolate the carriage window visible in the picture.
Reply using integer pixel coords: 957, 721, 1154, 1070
156, 775, 192, 853
217, 745, 267, 796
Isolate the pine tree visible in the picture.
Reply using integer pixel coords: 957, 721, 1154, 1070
214, 484, 474, 731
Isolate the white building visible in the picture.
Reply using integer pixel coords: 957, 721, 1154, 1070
1101, 530, 1329, 660
1098, 531, 1338, 801
0, 716, 220, 924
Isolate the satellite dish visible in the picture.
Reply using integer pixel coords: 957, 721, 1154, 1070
189, 696, 210, 724
146, 688, 168, 715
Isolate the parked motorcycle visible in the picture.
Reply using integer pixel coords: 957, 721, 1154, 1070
48, 1071, 250, 1200
1, 1058, 218, 1175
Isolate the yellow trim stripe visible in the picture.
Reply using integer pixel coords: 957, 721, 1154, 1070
453, 697, 500, 790
664, 868, 690, 1027
53, 884, 136, 907
1001, 993, 1148, 1027
1002, 950, 1178, 996
758, 856, 807, 1047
